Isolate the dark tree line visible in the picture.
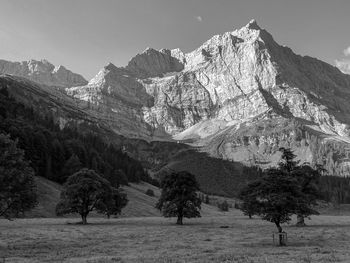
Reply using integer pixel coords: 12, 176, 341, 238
0, 133, 37, 219
318, 176, 350, 204
0, 87, 147, 186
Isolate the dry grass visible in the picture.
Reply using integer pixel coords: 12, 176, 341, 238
1, 209, 350, 262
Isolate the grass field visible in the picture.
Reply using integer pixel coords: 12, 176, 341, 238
1, 209, 350, 263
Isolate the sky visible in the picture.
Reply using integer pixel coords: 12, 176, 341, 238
0, 0, 350, 80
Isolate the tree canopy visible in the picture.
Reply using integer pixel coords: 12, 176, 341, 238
156, 171, 201, 225
278, 147, 299, 173
239, 148, 321, 245
56, 168, 127, 224
278, 148, 320, 226
239, 168, 311, 245
0, 133, 37, 219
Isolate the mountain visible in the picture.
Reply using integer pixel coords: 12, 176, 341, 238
65, 20, 350, 175
2, 19, 350, 182
0, 59, 87, 88
67, 20, 350, 139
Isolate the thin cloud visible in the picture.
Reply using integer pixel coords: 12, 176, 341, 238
335, 46, 350, 74
196, 16, 203, 22
344, 46, 350, 57
335, 59, 350, 74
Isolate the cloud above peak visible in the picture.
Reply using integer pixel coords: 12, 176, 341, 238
344, 46, 350, 57
335, 46, 350, 74
335, 59, 350, 74
196, 16, 203, 22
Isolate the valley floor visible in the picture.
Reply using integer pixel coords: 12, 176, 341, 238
1, 210, 350, 263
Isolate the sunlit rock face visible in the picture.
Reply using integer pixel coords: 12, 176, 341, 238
125, 48, 184, 78
0, 59, 87, 88
67, 19, 350, 145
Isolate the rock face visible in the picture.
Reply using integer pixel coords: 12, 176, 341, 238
0, 59, 87, 88
66, 20, 350, 173
68, 20, 350, 138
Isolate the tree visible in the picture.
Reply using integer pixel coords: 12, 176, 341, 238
51, 139, 65, 181
104, 169, 128, 188
156, 171, 201, 225
145, 189, 155, 197
60, 154, 82, 183
278, 147, 299, 173
217, 200, 229, 212
239, 168, 311, 246
102, 188, 128, 218
205, 194, 210, 204
239, 193, 257, 219
56, 168, 127, 224
292, 164, 320, 226
0, 133, 37, 219
278, 148, 320, 226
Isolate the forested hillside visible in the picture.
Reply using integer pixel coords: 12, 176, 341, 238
0, 86, 149, 186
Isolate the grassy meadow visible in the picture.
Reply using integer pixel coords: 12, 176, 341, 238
1, 209, 350, 263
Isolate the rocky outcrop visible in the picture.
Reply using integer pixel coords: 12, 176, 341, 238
0, 59, 87, 88
66, 63, 157, 138
126, 48, 184, 78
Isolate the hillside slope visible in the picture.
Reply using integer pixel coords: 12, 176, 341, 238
154, 149, 261, 196
26, 177, 62, 218
26, 177, 162, 218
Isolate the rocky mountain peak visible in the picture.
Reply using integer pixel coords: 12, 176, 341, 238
104, 62, 118, 71
53, 64, 67, 72
125, 47, 184, 78
245, 19, 261, 30
26, 59, 54, 73
0, 59, 87, 88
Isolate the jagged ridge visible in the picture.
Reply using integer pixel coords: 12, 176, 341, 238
0, 59, 87, 88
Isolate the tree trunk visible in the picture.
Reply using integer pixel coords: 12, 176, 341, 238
296, 214, 306, 227
81, 214, 87, 225
248, 214, 252, 219
176, 215, 183, 225
275, 222, 286, 246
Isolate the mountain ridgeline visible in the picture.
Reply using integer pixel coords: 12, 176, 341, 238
0, 59, 87, 88
1, 20, 350, 199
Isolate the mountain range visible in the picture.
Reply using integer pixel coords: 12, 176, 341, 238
1, 19, 350, 180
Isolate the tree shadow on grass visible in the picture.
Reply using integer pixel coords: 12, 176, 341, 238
62, 218, 212, 227
288, 224, 350, 229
